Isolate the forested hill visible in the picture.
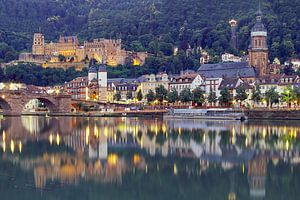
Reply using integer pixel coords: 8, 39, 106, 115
0, 0, 299, 64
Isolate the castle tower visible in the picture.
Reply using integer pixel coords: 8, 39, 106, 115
98, 63, 108, 103
88, 60, 97, 84
229, 19, 238, 49
248, 3, 268, 76
32, 33, 45, 55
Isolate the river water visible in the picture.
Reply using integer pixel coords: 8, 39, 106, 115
0, 116, 299, 199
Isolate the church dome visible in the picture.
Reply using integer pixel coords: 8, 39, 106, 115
98, 64, 107, 72
251, 20, 267, 33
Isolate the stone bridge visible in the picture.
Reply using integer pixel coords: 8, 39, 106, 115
0, 90, 72, 116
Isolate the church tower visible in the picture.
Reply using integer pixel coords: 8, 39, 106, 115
248, 3, 268, 76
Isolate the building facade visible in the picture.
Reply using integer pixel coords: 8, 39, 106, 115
139, 72, 169, 97
169, 72, 205, 94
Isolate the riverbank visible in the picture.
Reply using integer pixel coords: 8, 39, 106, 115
245, 110, 300, 120
19, 110, 167, 118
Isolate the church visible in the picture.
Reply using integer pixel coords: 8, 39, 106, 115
198, 5, 271, 79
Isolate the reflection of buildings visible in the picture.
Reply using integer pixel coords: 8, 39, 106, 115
4, 117, 300, 194
248, 155, 267, 199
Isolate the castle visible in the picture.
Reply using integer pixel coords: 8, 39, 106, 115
19, 33, 148, 69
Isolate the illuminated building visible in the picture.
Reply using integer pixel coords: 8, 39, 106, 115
19, 33, 148, 68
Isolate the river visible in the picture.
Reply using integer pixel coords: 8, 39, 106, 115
0, 116, 299, 199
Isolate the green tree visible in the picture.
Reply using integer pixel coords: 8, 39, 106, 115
114, 91, 121, 101
126, 90, 133, 100
136, 90, 143, 101
58, 54, 66, 62
192, 87, 205, 106
235, 86, 248, 105
218, 87, 232, 106
281, 86, 296, 108
265, 87, 280, 108
179, 88, 192, 103
167, 88, 179, 104
293, 87, 300, 106
208, 90, 218, 106
251, 84, 262, 105
146, 89, 155, 103
155, 85, 168, 103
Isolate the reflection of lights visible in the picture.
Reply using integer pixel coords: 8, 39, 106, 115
2, 142, 5, 152
156, 164, 159, 172
1, 95, 5, 99
94, 125, 99, 138
107, 154, 118, 166
262, 128, 266, 138
133, 154, 141, 165
173, 163, 178, 175
86, 126, 90, 145
242, 163, 245, 174
162, 124, 167, 133
49, 134, 53, 145
178, 128, 182, 135
2, 130, 6, 141
104, 127, 108, 137
18, 141, 22, 153
56, 134, 60, 145
10, 140, 14, 153
285, 140, 290, 150
145, 164, 148, 174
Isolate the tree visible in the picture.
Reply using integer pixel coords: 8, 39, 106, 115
251, 84, 262, 105
283, 64, 295, 75
192, 87, 205, 106
136, 90, 143, 101
114, 91, 121, 101
294, 87, 300, 105
281, 86, 296, 108
265, 87, 280, 108
179, 88, 192, 103
126, 90, 133, 100
218, 87, 232, 106
235, 86, 248, 105
58, 54, 66, 62
208, 90, 218, 106
146, 89, 155, 103
167, 89, 179, 104
155, 85, 168, 103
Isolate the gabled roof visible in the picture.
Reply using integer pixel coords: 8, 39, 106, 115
219, 78, 242, 90
198, 62, 256, 78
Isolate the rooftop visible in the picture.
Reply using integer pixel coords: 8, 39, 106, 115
198, 62, 256, 78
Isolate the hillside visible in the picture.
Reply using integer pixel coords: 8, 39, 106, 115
0, 0, 298, 68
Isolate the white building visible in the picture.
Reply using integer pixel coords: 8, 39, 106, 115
169, 73, 205, 93
221, 53, 241, 63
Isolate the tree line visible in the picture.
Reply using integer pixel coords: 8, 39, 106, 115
0, 63, 87, 86
114, 84, 300, 109
0, 0, 298, 69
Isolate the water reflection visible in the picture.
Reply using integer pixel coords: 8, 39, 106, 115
0, 117, 300, 199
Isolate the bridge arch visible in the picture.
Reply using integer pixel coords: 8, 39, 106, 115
24, 97, 58, 113
0, 96, 13, 114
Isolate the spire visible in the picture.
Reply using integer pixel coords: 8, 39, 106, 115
256, 0, 263, 22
